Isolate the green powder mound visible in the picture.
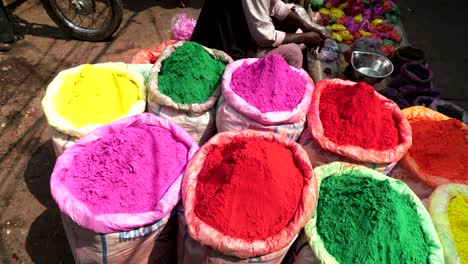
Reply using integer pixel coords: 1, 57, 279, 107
158, 41, 225, 104
317, 175, 430, 264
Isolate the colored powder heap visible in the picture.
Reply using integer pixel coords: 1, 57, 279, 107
448, 195, 468, 263
195, 138, 303, 241
56, 64, 139, 128
231, 54, 307, 113
158, 41, 225, 104
317, 176, 430, 263
63, 122, 189, 214
319, 82, 399, 150
409, 119, 467, 180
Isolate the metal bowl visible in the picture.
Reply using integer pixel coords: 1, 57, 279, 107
351, 51, 394, 85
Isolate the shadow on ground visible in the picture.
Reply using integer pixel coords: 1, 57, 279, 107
123, 0, 203, 12
24, 140, 74, 263
13, 15, 69, 40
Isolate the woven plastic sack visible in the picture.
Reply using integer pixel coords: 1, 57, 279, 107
131, 40, 177, 64
299, 127, 397, 174
42, 62, 146, 139
216, 58, 314, 141
427, 99, 468, 124
400, 106, 468, 188
389, 166, 433, 207
304, 162, 445, 264
177, 206, 296, 264
46, 63, 152, 157
301, 79, 412, 173
148, 41, 233, 144
50, 113, 199, 233
181, 130, 318, 259
429, 184, 468, 264
61, 210, 177, 263
282, 230, 319, 264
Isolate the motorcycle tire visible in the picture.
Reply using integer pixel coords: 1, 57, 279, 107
42, 0, 123, 41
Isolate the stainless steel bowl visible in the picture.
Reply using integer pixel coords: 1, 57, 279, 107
351, 51, 394, 85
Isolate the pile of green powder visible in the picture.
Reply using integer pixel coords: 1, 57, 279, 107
316, 175, 430, 263
158, 41, 225, 104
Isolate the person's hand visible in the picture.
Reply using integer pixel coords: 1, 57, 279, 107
302, 31, 326, 51
302, 24, 328, 38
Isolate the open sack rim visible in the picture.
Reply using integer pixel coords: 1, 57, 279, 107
182, 130, 318, 258
304, 162, 445, 264
147, 41, 233, 114
42, 62, 147, 138
308, 78, 413, 163
428, 183, 468, 264
400, 106, 468, 188
221, 58, 314, 125
50, 113, 199, 233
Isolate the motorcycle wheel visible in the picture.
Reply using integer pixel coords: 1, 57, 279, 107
43, 0, 123, 41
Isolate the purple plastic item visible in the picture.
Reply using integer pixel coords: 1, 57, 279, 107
372, 4, 384, 19
389, 62, 433, 89
358, 21, 370, 31
378, 87, 411, 109
171, 13, 196, 41
346, 0, 365, 16
363, 8, 372, 20
398, 85, 440, 104
345, 16, 357, 33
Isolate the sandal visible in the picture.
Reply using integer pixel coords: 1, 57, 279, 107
0, 35, 24, 52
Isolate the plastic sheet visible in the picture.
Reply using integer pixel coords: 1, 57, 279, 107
171, 13, 196, 41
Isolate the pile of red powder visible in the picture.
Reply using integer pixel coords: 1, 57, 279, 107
319, 82, 399, 150
409, 119, 467, 180
194, 137, 304, 241
230, 54, 306, 113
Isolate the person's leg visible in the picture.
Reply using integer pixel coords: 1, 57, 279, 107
0, 0, 15, 43
265, 43, 303, 69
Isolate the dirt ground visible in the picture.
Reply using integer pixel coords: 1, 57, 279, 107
0, 0, 466, 263
0, 0, 202, 262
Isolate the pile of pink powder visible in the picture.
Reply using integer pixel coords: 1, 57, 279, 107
230, 54, 306, 113
63, 122, 189, 214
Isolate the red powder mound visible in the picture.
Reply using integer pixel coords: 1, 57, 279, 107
409, 119, 467, 180
194, 138, 304, 241
319, 82, 399, 150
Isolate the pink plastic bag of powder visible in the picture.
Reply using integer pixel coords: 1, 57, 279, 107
171, 13, 196, 41
220, 58, 314, 125
217, 58, 314, 140
50, 113, 199, 233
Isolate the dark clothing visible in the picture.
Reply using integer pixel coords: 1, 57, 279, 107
190, 0, 257, 60
190, 0, 308, 70
0, 0, 14, 43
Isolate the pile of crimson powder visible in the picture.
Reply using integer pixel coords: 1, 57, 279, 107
409, 118, 467, 181
194, 137, 304, 241
319, 81, 400, 150
158, 41, 225, 104
62, 122, 189, 214
230, 54, 307, 113
316, 175, 431, 263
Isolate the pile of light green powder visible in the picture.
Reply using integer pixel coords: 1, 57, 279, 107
316, 175, 430, 263
158, 41, 225, 104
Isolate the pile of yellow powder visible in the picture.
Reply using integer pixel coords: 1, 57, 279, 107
448, 195, 468, 263
55, 64, 139, 128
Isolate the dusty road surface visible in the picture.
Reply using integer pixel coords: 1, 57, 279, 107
0, 0, 201, 262
0, 0, 466, 263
